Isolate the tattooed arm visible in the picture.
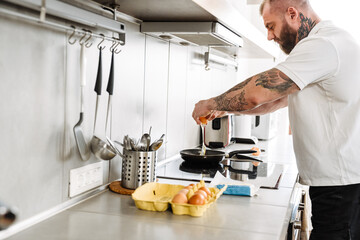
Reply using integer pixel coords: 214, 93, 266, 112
236, 96, 288, 115
192, 68, 299, 124
206, 97, 288, 122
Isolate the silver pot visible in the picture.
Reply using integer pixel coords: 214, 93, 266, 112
228, 161, 257, 181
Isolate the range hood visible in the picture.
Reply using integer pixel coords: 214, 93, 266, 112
88, 0, 279, 59
141, 22, 243, 56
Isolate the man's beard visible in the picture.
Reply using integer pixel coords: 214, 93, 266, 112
276, 22, 298, 55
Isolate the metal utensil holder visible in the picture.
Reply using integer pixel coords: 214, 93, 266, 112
121, 149, 157, 189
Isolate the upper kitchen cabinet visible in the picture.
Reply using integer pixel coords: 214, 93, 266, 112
89, 0, 280, 59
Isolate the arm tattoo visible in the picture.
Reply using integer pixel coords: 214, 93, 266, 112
213, 69, 294, 112
223, 78, 251, 94
213, 78, 251, 111
298, 13, 316, 42
215, 90, 248, 111
255, 69, 293, 93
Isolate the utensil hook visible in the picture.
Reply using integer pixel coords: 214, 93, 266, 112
97, 33, 106, 50
83, 29, 93, 48
68, 25, 77, 45
110, 39, 121, 54
79, 30, 89, 46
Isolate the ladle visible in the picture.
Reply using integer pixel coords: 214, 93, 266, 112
91, 135, 116, 160
90, 49, 116, 160
106, 137, 124, 158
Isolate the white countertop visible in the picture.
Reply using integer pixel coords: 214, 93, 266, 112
7, 135, 299, 240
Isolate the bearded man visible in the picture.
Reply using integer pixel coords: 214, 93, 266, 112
192, 0, 360, 239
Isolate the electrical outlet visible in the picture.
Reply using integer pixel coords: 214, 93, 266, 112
69, 162, 103, 198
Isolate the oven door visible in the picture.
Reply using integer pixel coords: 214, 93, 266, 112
287, 184, 305, 240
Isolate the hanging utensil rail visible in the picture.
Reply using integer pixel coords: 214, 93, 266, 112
0, 0, 126, 47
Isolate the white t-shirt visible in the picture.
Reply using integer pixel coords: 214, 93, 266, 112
276, 21, 360, 186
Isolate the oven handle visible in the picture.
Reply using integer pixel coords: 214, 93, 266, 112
289, 188, 304, 223
287, 187, 306, 240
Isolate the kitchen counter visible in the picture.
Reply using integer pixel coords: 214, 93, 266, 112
6, 135, 299, 240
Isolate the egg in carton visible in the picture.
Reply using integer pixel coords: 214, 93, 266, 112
131, 181, 227, 217
170, 181, 227, 217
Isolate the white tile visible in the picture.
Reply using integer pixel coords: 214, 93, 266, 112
143, 36, 169, 161
166, 43, 188, 157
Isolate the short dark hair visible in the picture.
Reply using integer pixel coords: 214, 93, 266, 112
260, 0, 310, 15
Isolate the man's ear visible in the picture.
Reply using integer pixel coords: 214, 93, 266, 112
287, 7, 299, 21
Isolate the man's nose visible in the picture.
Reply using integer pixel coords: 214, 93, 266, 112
267, 31, 275, 41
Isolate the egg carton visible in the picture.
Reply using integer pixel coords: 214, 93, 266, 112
131, 182, 227, 217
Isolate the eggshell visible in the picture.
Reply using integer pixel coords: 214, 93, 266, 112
172, 193, 188, 204
199, 186, 211, 197
178, 189, 189, 195
196, 190, 207, 199
188, 193, 206, 205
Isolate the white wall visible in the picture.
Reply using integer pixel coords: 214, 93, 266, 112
311, 0, 360, 41
0, 2, 281, 230
0, 11, 251, 225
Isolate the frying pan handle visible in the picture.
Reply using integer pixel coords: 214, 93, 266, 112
94, 49, 102, 95
106, 51, 115, 95
228, 150, 257, 157
234, 154, 263, 162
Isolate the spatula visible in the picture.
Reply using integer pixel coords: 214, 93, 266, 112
73, 44, 90, 161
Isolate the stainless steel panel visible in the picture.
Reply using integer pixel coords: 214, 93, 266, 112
141, 22, 243, 48
92, 0, 216, 22
4, 0, 126, 35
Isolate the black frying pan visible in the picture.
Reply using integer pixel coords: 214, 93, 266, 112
180, 149, 261, 165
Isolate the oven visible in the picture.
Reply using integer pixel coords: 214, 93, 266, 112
287, 181, 306, 240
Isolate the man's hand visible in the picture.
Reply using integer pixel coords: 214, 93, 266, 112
192, 68, 299, 124
192, 98, 216, 124
207, 111, 227, 121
